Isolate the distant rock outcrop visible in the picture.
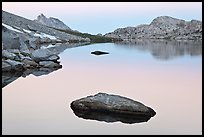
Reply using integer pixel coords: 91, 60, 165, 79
34, 13, 71, 30
104, 16, 202, 40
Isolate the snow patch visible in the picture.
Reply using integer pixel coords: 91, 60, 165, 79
23, 29, 32, 34
2, 23, 23, 33
40, 44, 56, 49
34, 32, 57, 40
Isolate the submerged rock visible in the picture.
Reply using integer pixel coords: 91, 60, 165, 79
91, 51, 109, 55
70, 93, 156, 124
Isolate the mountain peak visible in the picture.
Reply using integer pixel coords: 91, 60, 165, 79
150, 16, 185, 26
35, 13, 71, 30
37, 13, 46, 19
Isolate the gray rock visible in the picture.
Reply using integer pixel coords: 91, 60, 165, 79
39, 61, 61, 68
31, 48, 58, 62
7, 49, 21, 54
28, 39, 38, 49
27, 25, 37, 32
2, 31, 21, 50
19, 37, 31, 55
22, 58, 38, 68
47, 55, 60, 61
71, 93, 156, 124
91, 51, 109, 55
3, 59, 24, 71
37, 37, 52, 44
104, 16, 202, 41
2, 50, 17, 60
2, 61, 12, 71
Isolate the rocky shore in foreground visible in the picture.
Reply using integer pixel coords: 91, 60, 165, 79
2, 10, 90, 72
2, 10, 91, 88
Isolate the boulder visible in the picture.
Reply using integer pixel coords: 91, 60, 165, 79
31, 48, 59, 62
2, 50, 18, 60
22, 58, 38, 68
71, 93, 156, 124
91, 51, 109, 55
39, 61, 61, 68
2, 61, 12, 71
3, 59, 24, 71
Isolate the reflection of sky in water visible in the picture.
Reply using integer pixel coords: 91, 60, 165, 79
59, 43, 202, 70
2, 43, 202, 135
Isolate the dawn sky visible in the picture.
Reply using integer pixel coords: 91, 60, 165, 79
2, 2, 202, 35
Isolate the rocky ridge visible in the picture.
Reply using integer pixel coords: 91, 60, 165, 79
104, 16, 202, 40
2, 10, 90, 43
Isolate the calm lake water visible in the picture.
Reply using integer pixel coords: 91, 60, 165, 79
2, 40, 202, 135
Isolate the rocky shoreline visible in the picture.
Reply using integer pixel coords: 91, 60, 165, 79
2, 23, 63, 72
2, 10, 91, 88
2, 10, 90, 70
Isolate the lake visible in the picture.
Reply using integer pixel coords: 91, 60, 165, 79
2, 40, 202, 135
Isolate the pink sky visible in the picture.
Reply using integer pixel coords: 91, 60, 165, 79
2, 2, 202, 35
2, 2, 202, 19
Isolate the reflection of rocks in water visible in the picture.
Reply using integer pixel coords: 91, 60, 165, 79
2, 42, 89, 88
2, 66, 61, 88
22, 67, 61, 77
71, 93, 156, 124
2, 71, 23, 88
40, 42, 90, 55
72, 108, 153, 124
114, 39, 202, 60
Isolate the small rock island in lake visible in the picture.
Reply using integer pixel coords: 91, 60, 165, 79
91, 51, 109, 55
70, 92, 156, 124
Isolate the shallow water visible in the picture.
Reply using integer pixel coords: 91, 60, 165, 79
2, 40, 202, 135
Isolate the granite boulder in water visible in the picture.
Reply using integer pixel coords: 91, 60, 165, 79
70, 93, 156, 124
91, 51, 109, 55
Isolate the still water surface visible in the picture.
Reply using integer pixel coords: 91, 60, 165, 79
2, 41, 202, 135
